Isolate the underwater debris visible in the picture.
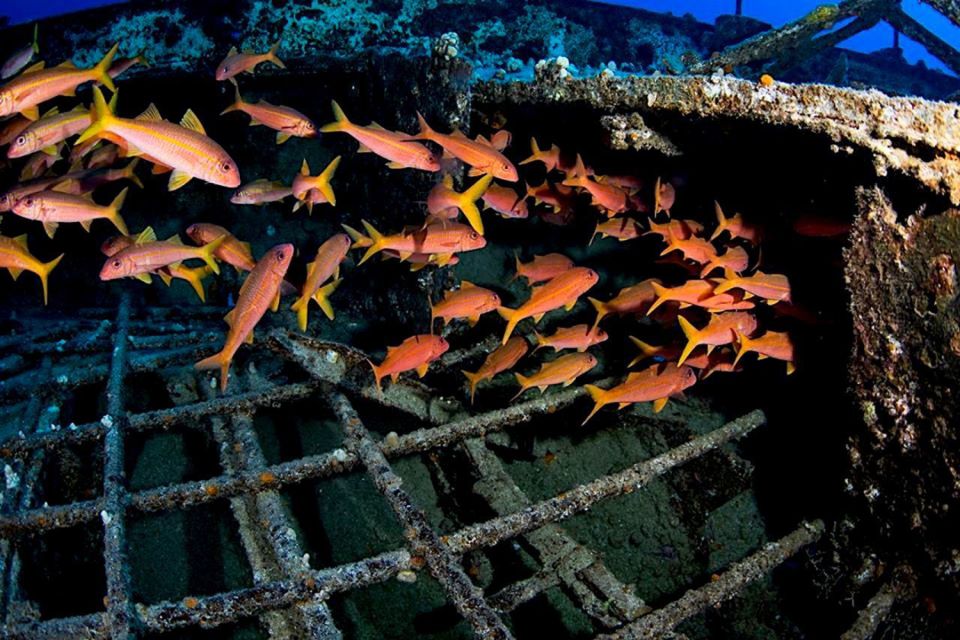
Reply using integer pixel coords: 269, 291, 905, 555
600, 112, 681, 156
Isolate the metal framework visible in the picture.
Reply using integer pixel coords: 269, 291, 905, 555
0, 305, 826, 639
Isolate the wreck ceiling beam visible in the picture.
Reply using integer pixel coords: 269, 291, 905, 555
918, 0, 960, 31
767, 13, 884, 76
885, 7, 960, 76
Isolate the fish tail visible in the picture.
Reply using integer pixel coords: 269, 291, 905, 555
581, 384, 608, 425
628, 336, 659, 366
530, 330, 544, 353
195, 350, 230, 392
367, 359, 384, 395
588, 297, 607, 329
320, 100, 350, 133
314, 279, 340, 321
267, 41, 285, 69
197, 234, 226, 275
645, 281, 669, 316
123, 159, 144, 189
712, 276, 736, 295
37, 253, 64, 306
589, 220, 601, 246
357, 220, 384, 265
76, 86, 115, 145
315, 155, 341, 206
511, 373, 529, 400
497, 306, 518, 345
32, 24, 39, 54
182, 266, 209, 303
413, 112, 434, 140
220, 84, 243, 115
732, 330, 752, 367
710, 201, 727, 241
519, 137, 542, 165
107, 186, 129, 235
341, 223, 372, 249
458, 174, 492, 235
571, 154, 588, 179
92, 42, 120, 92
461, 369, 480, 405
510, 251, 521, 283
677, 315, 701, 366
291, 296, 309, 331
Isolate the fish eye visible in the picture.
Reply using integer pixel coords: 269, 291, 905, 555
469, 231, 479, 240
24, 197, 34, 207
220, 161, 232, 172
15, 135, 26, 146
274, 249, 285, 262
112, 259, 121, 268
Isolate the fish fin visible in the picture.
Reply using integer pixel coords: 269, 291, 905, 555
12, 234, 28, 250
227, 46, 238, 56
267, 41, 285, 69
415, 362, 430, 378
315, 155, 340, 206
220, 85, 243, 115
276, 131, 291, 144
460, 280, 475, 289
39, 144, 59, 157
299, 158, 310, 176
581, 384, 608, 425
676, 315, 700, 366
357, 219, 385, 265
76, 86, 116, 144
244, 330, 254, 345
133, 272, 152, 284
197, 235, 226, 275
168, 169, 193, 191
356, 143, 372, 153
182, 267, 208, 302
270, 289, 281, 312
320, 100, 351, 133
92, 42, 119, 93
313, 279, 340, 321
786, 362, 796, 375
31, 24, 39, 54
732, 330, 752, 367
179, 108, 206, 135
22, 60, 45, 75
135, 226, 156, 244
710, 201, 727, 241
342, 223, 372, 248
20, 106, 39, 121
652, 397, 669, 413
434, 253, 454, 267
79, 220, 92, 232
195, 351, 230, 392
157, 269, 173, 286
42, 221, 58, 239
458, 174, 492, 235
33, 253, 62, 305
292, 295, 310, 331
136, 103, 162, 121
385, 161, 405, 169
462, 369, 481, 405
7, 267, 23, 281
563, 300, 576, 312
224, 308, 236, 327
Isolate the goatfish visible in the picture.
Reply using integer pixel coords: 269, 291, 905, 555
513, 352, 597, 399
589, 278, 660, 327
677, 311, 758, 365
12, 185, 128, 238
1, 24, 39, 80
100, 232, 224, 282
0, 43, 118, 120
699, 245, 750, 278
108, 49, 149, 79
429, 281, 501, 329
410, 113, 518, 181
19, 148, 59, 180
320, 100, 440, 171
713, 271, 791, 304
344, 219, 486, 266
514, 253, 574, 285
461, 337, 528, 404
291, 156, 340, 213
562, 155, 628, 214
646, 280, 716, 315
369, 334, 449, 394
427, 174, 492, 235
62, 159, 143, 194
290, 233, 351, 330
711, 202, 761, 243
231, 178, 293, 205
215, 42, 285, 82
659, 227, 717, 265
645, 218, 703, 241
0, 233, 62, 304
482, 183, 528, 219
519, 137, 565, 172
220, 87, 317, 144
77, 87, 241, 190
184, 222, 296, 296
0, 166, 98, 211
526, 181, 575, 213
733, 330, 796, 374
498, 267, 599, 344
582, 362, 697, 424
591, 217, 640, 244
0, 115, 31, 146
532, 324, 607, 353
100, 229, 211, 302
196, 244, 294, 391
383, 249, 459, 270
7, 104, 96, 159
627, 338, 738, 377
653, 177, 676, 216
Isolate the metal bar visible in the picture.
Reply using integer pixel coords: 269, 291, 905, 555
840, 579, 901, 640
326, 388, 513, 640
886, 7, 960, 76
595, 520, 825, 639
102, 294, 135, 639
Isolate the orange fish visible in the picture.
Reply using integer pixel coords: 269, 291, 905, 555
734, 330, 796, 374
696, 291, 756, 313
526, 181, 575, 212
78, 141, 119, 169
0, 115, 31, 146
426, 174, 493, 234
645, 218, 703, 241
7, 103, 94, 159
0, 233, 62, 304
653, 177, 676, 216
583, 362, 697, 423
591, 217, 640, 244
19, 148, 59, 180
63, 159, 143, 194
461, 336, 528, 404
532, 324, 607, 353
646, 280, 716, 315
290, 233, 352, 330
628, 337, 733, 373
677, 312, 758, 365
514, 352, 597, 399
627, 336, 681, 367
519, 137, 565, 172
699, 245, 749, 278
107, 49, 149, 79
100, 232, 224, 282
100, 229, 211, 302
230, 179, 293, 205
369, 334, 450, 393
659, 228, 717, 265
215, 42, 284, 82
713, 271, 791, 304
589, 279, 660, 327
0, 43, 118, 120
498, 267, 599, 344
77, 87, 241, 190
1, 24, 39, 80
411, 113, 518, 181
429, 281, 501, 329
482, 182, 528, 219
196, 244, 294, 390
291, 156, 340, 213
345, 219, 485, 266
185, 222, 256, 272
514, 253, 573, 285
220, 87, 317, 144
597, 174, 643, 193
711, 202, 761, 243
320, 101, 440, 172
381, 249, 460, 271
12, 185, 128, 238
562, 155, 628, 214
0, 167, 96, 211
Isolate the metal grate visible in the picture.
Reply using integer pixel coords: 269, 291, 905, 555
0, 302, 825, 639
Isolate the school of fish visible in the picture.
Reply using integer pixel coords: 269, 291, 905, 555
0, 33, 817, 423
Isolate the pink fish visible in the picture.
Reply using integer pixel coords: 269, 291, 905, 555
215, 42, 285, 82
320, 101, 440, 171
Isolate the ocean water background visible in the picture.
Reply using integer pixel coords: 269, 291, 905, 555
3, 0, 959, 77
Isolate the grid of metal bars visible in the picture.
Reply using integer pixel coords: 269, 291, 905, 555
0, 304, 826, 639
